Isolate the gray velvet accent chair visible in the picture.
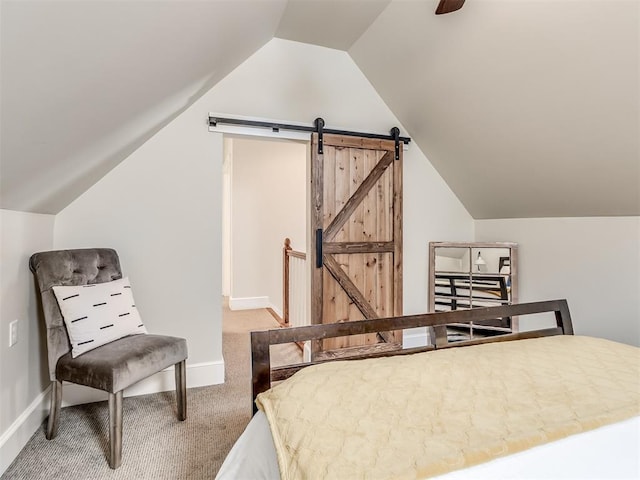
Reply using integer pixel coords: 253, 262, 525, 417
29, 248, 188, 469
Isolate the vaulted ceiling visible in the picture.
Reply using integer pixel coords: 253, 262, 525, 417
1, 0, 638, 217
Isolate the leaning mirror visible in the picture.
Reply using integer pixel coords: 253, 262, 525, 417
428, 242, 518, 344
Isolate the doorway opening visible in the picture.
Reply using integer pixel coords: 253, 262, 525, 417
222, 133, 309, 332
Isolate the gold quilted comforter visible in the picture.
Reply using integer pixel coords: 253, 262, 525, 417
256, 335, 640, 479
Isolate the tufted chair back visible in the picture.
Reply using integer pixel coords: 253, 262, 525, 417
29, 248, 122, 381
29, 247, 187, 469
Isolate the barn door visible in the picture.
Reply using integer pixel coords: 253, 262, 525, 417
310, 133, 402, 357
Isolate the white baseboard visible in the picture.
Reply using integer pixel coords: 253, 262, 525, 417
0, 387, 50, 475
402, 328, 430, 349
228, 297, 284, 321
228, 296, 270, 310
61, 359, 225, 406
0, 360, 224, 476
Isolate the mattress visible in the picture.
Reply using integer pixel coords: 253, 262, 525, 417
217, 335, 640, 479
216, 412, 640, 479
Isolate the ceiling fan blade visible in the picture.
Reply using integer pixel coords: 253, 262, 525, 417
435, 0, 466, 15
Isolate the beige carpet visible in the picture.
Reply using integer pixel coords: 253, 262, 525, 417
2, 307, 301, 480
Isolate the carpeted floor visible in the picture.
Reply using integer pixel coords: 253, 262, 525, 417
2, 307, 301, 480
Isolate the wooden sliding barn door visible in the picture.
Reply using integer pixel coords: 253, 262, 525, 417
310, 133, 402, 357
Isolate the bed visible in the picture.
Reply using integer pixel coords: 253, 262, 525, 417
216, 300, 640, 479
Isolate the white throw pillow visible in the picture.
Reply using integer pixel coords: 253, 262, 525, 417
52, 277, 147, 357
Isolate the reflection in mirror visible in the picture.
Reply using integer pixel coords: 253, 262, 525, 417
429, 242, 518, 344
434, 247, 469, 273
471, 248, 510, 274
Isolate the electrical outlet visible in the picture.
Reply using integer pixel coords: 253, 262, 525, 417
9, 320, 18, 347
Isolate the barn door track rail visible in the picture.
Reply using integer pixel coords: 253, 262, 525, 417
208, 116, 411, 160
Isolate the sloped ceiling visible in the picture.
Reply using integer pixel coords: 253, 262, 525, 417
275, 0, 390, 50
0, 0, 287, 213
1, 0, 638, 218
349, 0, 639, 218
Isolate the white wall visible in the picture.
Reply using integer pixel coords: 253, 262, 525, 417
229, 137, 307, 314
0, 209, 55, 473
54, 118, 223, 374
475, 217, 640, 346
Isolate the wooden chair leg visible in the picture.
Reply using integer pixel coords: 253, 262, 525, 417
175, 360, 187, 421
108, 391, 123, 469
46, 380, 62, 440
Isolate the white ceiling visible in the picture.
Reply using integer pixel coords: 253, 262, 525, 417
1, 0, 638, 217
275, 0, 391, 50
0, 0, 287, 213
349, 0, 640, 218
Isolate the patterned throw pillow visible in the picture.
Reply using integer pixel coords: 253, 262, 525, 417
52, 277, 147, 357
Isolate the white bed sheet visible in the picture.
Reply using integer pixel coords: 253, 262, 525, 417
216, 412, 640, 480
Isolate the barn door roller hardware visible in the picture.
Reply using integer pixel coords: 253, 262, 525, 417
391, 127, 400, 160
315, 118, 324, 154
208, 116, 410, 160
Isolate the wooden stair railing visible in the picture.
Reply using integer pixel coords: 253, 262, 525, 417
283, 238, 307, 328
